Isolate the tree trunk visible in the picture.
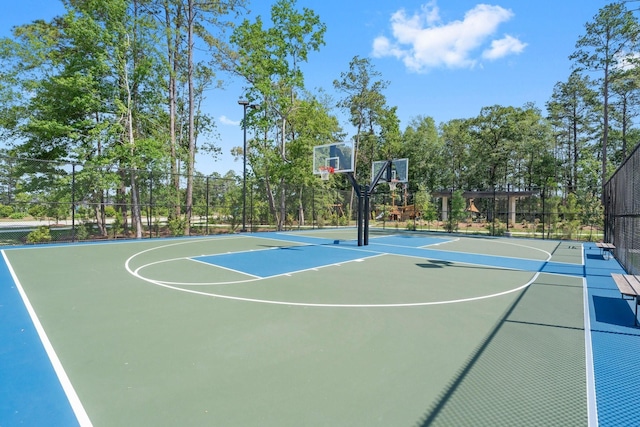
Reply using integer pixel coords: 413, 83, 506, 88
298, 187, 304, 226
278, 179, 285, 231
164, 0, 182, 220
184, 0, 195, 235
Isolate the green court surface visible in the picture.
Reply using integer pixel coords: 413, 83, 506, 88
3, 230, 590, 426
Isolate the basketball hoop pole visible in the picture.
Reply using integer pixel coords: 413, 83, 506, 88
364, 159, 393, 246
345, 160, 393, 246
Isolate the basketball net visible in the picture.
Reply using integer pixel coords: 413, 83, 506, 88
319, 166, 334, 181
389, 179, 399, 192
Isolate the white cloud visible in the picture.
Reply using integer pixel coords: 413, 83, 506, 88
372, 2, 526, 73
614, 51, 640, 71
423, 1, 441, 26
219, 115, 239, 126
482, 35, 527, 60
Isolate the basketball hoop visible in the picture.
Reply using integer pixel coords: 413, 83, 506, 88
389, 179, 399, 192
319, 166, 334, 181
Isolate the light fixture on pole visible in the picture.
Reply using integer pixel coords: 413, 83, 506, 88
238, 100, 257, 232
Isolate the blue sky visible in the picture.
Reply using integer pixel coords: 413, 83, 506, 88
0, 0, 616, 175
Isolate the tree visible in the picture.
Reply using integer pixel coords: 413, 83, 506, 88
333, 56, 391, 183
547, 71, 600, 195
0, 0, 166, 237
469, 105, 523, 191
445, 189, 465, 233
229, 0, 326, 230
570, 2, 640, 198
581, 192, 604, 241
440, 118, 473, 191
609, 67, 640, 160
180, 0, 247, 234
414, 183, 436, 230
401, 116, 442, 193
284, 94, 341, 225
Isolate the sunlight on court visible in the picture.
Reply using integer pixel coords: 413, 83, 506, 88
1, 229, 621, 426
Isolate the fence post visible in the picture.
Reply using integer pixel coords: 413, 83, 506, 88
205, 176, 210, 235
312, 186, 315, 230
71, 163, 76, 243
249, 184, 252, 232
541, 186, 546, 240
148, 172, 153, 238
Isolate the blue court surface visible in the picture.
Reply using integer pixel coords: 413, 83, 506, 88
193, 243, 380, 278
1, 233, 640, 425
0, 256, 81, 426
583, 244, 640, 426
194, 234, 585, 279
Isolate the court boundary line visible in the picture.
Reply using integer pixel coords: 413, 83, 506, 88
130, 251, 383, 286
266, 232, 561, 262
1, 250, 93, 427
0, 233, 251, 252
126, 268, 543, 308
189, 257, 263, 279
582, 273, 598, 426
371, 240, 554, 262
129, 238, 536, 287
125, 233, 579, 295
125, 237, 546, 307
254, 234, 591, 272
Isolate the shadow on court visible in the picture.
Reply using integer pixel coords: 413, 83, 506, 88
415, 260, 454, 269
416, 260, 515, 272
415, 275, 587, 426
592, 295, 638, 328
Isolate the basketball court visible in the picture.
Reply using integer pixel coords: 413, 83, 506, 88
2, 141, 640, 425
3, 228, 640, 426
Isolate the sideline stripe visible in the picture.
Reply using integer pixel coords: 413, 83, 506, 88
583, 274, 598, 427
1, 251, 92, 426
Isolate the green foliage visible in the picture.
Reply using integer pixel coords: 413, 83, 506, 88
485, 219, 506, 236
26, 226, 51, 244
112, 211, 124, 238
414, 184, 437, 229
0, 205, 14, 217
104, 205, 117, 218
403, 116, 443, 191
570, 2, 640, 184
75, 224, 90, 240
559, 193, 582, 239
445, 190, 465, 233
230, 0, 327, 231
0, 1, 634, 243
581, 192, 604, 241
168, 217, 187, 237
28, 204, 47, 219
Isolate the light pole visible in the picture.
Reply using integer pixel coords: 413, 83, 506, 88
238, 100, 257, 232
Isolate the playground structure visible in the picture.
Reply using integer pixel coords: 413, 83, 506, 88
433, 190, 537, 224
382, 182, 418, 222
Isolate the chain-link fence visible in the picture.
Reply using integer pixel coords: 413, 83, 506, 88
604, 143, 640, 275
0, 155, 603, 245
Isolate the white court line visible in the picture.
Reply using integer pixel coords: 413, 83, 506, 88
265, 232, 558, 264
188, 257, 263, 279
124, 234, 584, 308
126, 258, 543, 308
132, 250, 385, 286
2, 250, 93, 427
124, 237, 544, 307
582, 245, 598, 426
